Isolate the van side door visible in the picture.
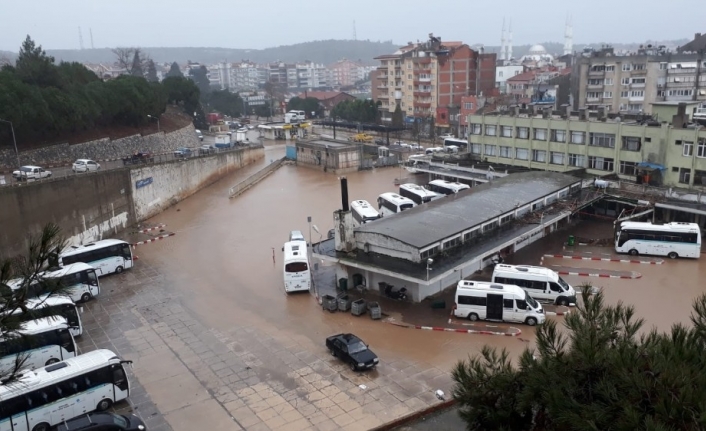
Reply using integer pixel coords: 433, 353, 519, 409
511, 298, 529, 323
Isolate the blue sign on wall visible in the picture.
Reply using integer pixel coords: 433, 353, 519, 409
136, 177, 153, 189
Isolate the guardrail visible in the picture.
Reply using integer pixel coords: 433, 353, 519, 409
228, 157, 288, 199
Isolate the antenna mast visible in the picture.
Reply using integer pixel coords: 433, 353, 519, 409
78, 27, 84, 50
90, 28, 95, 49
353, 20, 357, 41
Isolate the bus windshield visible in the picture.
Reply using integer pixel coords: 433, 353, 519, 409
285, 262, 308, 273
557, 277, 571, 291
400, 204, 414, 211
524, 291, 539, 309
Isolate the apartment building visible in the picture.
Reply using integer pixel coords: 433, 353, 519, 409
574, 42, 706, 115
286, 62, 330, 89
230, 62, 263, 91
373, 34, 496, 123
466, 104, 706, 189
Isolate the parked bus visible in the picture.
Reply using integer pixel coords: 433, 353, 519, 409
8, 263, 100, 304
0, 317, 77, 372
398, 184, 442, 205
0, 349, 132, 431
615, 221, 702, 259
427, 179, 470, 195
443, 137, 468, 150
453, 280, 545, 326
283, 238, 311, 293
7, 297, 83, 337
492, 264, 577, 306
57, 239, 133, 276
350, 200, 382, 227
377, 193, 416, 217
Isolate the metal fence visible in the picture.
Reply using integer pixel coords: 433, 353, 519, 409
228, 157, 288, 199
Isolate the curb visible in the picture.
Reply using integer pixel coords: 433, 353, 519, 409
386, 320, 522, 337
369, 399, 457, 431
555, 270, 641, 279
545, 310, 571, 316
131, 233, 175, 247
543, 254, 663, 265
136, 224, 166, 234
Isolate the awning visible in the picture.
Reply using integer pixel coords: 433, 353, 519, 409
636, 162, 666, 171
656, 202, 706, 216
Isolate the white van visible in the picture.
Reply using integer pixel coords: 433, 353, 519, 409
492, 264, 577, 306
454, 280, 545, 326
425, 147, 445, 156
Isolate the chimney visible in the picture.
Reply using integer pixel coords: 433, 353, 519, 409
513, 105, 520, 117
564, 104, 571, 119
532, 104, 541, 116
696, 33, 702, 39
597, 106, 606, 121
542, 107, 551, 119
579, 108, 587, 121
340, 177, 349, 211
334, 177, 355, 252
677, 102, 687, 117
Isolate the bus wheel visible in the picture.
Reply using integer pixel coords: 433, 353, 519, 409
668, 252, 678, 259
45, 358, 59, 366
97, 398, 113, 411
468, 313, 479, 321
81, 293, 91, 302
628, 249, 639, 256
526, 317, 538, 326
32, 422, 50, 431
115, 266, 124, 274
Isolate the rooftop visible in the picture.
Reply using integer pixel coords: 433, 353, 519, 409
356, 171, 580, 249
297, 139, 355, 148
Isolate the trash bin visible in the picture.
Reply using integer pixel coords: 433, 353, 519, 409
368, 302, 381, 320
322, 295, 337, 312
338, 295, 351, 312
351, 299, 367, 316
338, 278, 348, 292
567, 235, 575, 246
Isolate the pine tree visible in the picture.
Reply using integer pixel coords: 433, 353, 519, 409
166, 61, 183, 78
391, 103, 403, 128
146, 59, 158, 82
130, 51, 144, 78
15, 35, 60, 87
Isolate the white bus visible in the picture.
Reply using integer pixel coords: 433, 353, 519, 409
398, 184, 442, 205
615, 221, 702, 259
8, 263, 100, 304
427, 179, 470, 195
7, 297, 83, 337
284, 110, 305, 123
492, 264, 577, 306
0, 349, 132, 431
57, 240, 134, 276
443, 137, 468, 150
350, 200, 382, 227
453, 280, 545, 326
377, 193, 416, 217
283, 240, 311, 293
0, 317, 77, 373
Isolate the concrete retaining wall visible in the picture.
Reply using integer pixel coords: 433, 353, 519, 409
0, 124, 200, 168
132, 146, 264, 221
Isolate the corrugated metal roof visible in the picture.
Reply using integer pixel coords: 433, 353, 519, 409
356, 171, 580, 249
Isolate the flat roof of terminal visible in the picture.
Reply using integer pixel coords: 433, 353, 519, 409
356, 171, 580, 249
298, 140, 353, 148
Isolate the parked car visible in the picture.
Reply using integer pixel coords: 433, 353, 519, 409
122, 152, 154, 166
195, 129, 204, 141
326, 333, 379, 371
12, 165, 52, 181
57, 412, 146, 431
72, 159, 101, 173
438, 133, 455, 140
200, 144, 215, 154
237, 127, 248, 133
374, 138, 386, 145
173, 147, 192, 158
407, 143, 424, 151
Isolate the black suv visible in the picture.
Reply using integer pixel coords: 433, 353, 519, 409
57, 413, 146, 431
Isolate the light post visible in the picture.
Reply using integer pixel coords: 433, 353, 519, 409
0, 119, 20, 167
426, 258, 434, 281
312, 225, 322, 253
147, 115, 160, 133
307, 216, 312, 249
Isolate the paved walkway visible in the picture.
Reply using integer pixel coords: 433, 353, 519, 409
545, 264, 642, 279
391, 406, 465, 431
546, 249, 664, 265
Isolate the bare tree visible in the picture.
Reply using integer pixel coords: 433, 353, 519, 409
112, 47, 150, 77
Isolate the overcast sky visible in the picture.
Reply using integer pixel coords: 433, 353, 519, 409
0, 0, 702, 52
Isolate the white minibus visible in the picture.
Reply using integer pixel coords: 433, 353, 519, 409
57, 239, 134, 276
0, 317, 77, 373
7, 297, 83, 337
0, 349, 132, 431
350, 200, 382, 227
8, 263, 100, 303
615, 221, 702, 259
492, 264, 577, 306
398, 184, 441, 205
283, 240, 311, 293
453, 280, 545, 326
427, 179, 470, 195
377, 193, 416, 217
443, 137, 468, 150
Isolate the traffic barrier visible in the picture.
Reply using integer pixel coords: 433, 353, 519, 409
543, 253, 663, 265
386, 319, 522, 337
555, 270, 641, 279
136, 224, 166, 234
131, 232, 175, 247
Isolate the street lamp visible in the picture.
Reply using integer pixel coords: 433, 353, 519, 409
312, 224, 322, 252
0, 119, 20, 167
147, 115, 160, 133
426, 258, 434, 281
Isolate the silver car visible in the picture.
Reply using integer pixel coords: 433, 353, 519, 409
72, 159, 101, 173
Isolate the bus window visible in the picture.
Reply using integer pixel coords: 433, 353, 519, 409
285, 262, 308, 272
121, 244, 132, 259
400, 203, 414, 211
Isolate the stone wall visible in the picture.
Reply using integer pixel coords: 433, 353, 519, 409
0, 124, 200, 168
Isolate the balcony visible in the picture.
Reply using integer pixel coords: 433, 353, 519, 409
630, 83, 646, 88
413, 57, 432, 64
587, 83, 604, 89
588, 69, 605, 76
415, 102, 432, 108
376, 85, 388, 89
414, 91, 431, 97
668, 67, 697, 74
669, 80, 694, 87
586, 96, 601, 102
377, 74, 388, 79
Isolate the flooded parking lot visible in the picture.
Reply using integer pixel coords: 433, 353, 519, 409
80, 150, 706, 430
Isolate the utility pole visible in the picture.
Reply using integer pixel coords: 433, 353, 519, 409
0, 119, 20, 167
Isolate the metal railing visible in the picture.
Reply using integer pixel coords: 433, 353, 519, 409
228, 157, 288, 199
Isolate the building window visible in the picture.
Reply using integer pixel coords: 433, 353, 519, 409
620, 91, 629, 98
499, 146, 512, 158
621, 77, 630, 85
532, 150, 547, 162
589, 132, 616, 148
570, 131, 585, 145
630, 90, 644, 98
604, 91, 613, 98
631, 78, 646, 85
464, 102, 474, 110
679, 168, 691, 184
483, 220, 498, 233
442, 236, 461, 250
588, 79, 602, 86
550, 152, 564, 165
683, 141, 694, 156
551, 129, 566, 142
628, 104, 643, 111
588, 156, 615, 171
694, 169, 706, 186
568, 154, 586, 167
587, 91, 602, 100
515, 148, 529, 160
660, 62, 668, 70
499, 214, 514, 225
668, 89, 694, 97
621, 136, 642, 151
534, 128, 547, 140
463, 229, 479, 242
622, 63, 631, 71
485, 125, 497, 136
633, 63, 646, 70
516, 127, 529, 139
500, 126, 513, 137
471, 143, 482, 154
620, 161, 638, 176
606, 65, 615, 72
471, 124, 482, 135
420, 245, 439, 260
484, 145, 497, 156
604, 78, 613, 85
697, 139, 706, 158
